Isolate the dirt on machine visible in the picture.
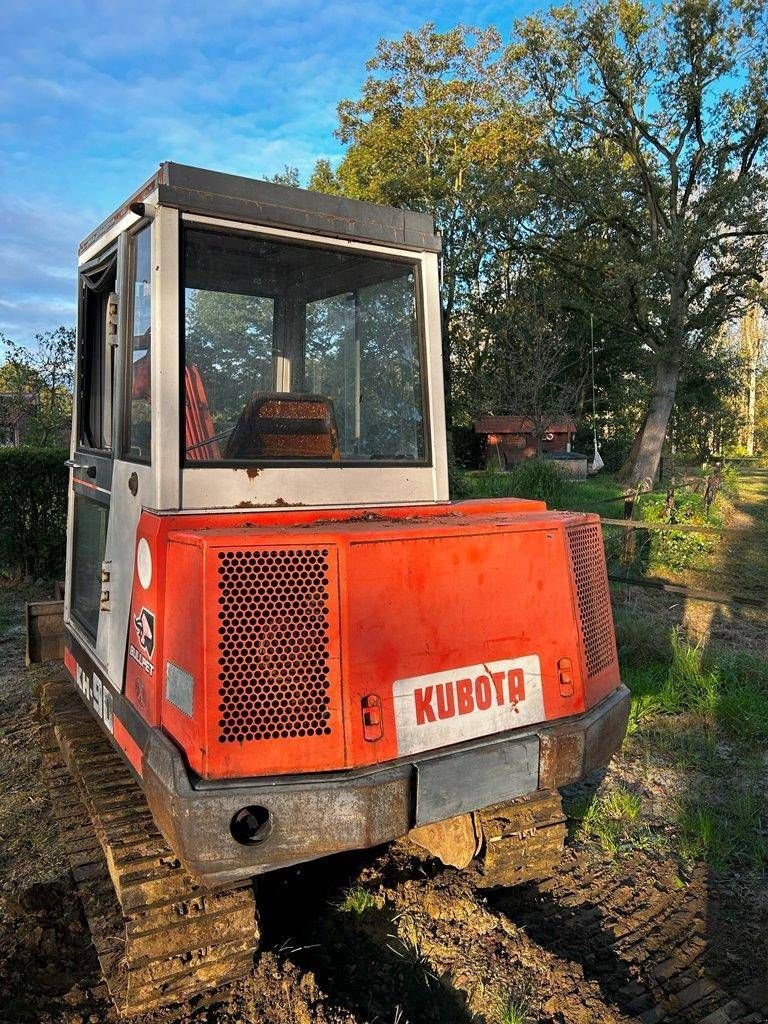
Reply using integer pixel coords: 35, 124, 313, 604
28, 162, 630, 1017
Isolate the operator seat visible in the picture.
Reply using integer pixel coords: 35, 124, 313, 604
223, 393, 341, 461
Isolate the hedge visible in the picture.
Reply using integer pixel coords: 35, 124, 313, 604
0, 446, 68, 579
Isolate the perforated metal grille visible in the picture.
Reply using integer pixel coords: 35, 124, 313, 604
216, 548, 333, 742
566, 523, 616, 678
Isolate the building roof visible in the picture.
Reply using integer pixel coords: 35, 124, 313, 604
473, 415, 577, 435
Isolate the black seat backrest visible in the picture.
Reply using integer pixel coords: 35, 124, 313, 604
223, 393, 340, 460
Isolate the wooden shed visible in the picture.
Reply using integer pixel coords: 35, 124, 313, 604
473, 414, 577, 470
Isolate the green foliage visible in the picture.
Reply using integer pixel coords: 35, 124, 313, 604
510, 0, 768, 484
637, 489, 720, 570
267, 165, 301, 187
569, 785, 655, 857
336, 886, 377, 916
620, 628, 768, 745
450, 424, 481, 469
462, 461, 571, 504
0, 327, 74, 446
0, 447, 68, 579
458, 462, 626, 514
495, 993, 532, 1024
755, 367, 768, 454
677, 790, 768, 873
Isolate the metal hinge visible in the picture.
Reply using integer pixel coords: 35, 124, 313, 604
106, 292, 119, 347
100, 561, 112, 611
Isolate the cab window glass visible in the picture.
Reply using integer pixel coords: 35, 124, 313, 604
70, 495, 109, 638
78, 250, 117, 450
182, 227, 426, 465
126, 226, 152, 461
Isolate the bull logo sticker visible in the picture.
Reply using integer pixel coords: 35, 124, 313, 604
134, 608, 155, 659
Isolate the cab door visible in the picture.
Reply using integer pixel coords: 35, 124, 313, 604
67, 223, 154, 691
66, 244, 118, 652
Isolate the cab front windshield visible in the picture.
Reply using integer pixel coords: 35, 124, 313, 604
182, 227, 427, 466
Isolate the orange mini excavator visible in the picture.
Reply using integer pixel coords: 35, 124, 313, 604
31, 163, 629, 1016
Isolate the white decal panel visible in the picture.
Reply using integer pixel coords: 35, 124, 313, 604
393, 655, 544, 756
76, 663, 114, 733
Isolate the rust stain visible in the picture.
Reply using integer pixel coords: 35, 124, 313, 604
235, 498, 303, 509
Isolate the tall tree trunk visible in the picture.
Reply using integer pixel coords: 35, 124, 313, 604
621, 355, 681, 487
746, 356, 757, 456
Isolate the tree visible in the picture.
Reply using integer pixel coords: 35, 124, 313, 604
754, 366, 768, 453
452, 261, 589, 432
268, 165, 301, 187
509, 0, 768, 484
0, 326, 75, 446
736, 304, 766, 455
308, 159, 341, 194
318, 24, 535, 420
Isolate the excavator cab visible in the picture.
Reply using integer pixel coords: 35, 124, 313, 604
36, 164, 629, 1016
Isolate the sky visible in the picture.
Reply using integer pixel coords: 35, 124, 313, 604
0, 0, 537, 347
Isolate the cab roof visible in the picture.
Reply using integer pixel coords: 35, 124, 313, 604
79, 162, 441, 257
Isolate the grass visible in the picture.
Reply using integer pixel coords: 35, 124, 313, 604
568, 785, 658, 858
496, 993, 532, 1024
617, 625, 768, 746
336, 886, 378, 916
677, 789, 768, 873
456, 462, 626, 513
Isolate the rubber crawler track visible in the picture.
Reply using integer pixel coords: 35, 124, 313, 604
39, 678, 259, 1018
475, 789, 568, 887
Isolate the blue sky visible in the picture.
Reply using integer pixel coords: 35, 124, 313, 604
0, 0, 536, 346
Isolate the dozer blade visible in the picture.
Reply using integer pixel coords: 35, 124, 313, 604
406, 789, 567, 888
25, 599, 65, 665
39, 677, 259, 1018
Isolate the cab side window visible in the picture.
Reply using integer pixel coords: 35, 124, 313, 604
78, 250, 117, 451
125, 226, 152, 461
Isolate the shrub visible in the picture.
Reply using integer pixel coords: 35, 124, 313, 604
0, 446, 68, 579
637, 489, 720, 570
465, 460, 572, 504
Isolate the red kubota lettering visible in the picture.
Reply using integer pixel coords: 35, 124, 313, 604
456, 678, 474, 714
412, 665, 530, 726
414, 686, 435, 724
435, 683, 455, 720
475, 674, 492, 710
507, 668, 525, 704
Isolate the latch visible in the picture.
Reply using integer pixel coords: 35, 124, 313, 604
106, 292, 119, 347
361, 694, 383, 742
100, 560, 112, 612
557, 657, 574, 698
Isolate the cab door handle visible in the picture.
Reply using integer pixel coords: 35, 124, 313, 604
65, 459, 97, 478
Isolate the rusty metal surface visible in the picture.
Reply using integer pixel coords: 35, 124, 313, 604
539, 727, 587, 790
584, 684, 631, 774
476, 790, 567, 889
408, 814, 481, 869
25, 599, 65, 665
141, 725, 412, 886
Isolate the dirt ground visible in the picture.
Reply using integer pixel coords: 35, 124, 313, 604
2, 463, 767, 1024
